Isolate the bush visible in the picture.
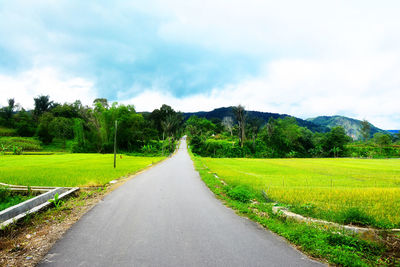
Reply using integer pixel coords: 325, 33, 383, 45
0, 186, 11, 202
340, 207, 375, 227
346, 144, 400, 158
227, 185, 255, 203
0, 127, 16, 137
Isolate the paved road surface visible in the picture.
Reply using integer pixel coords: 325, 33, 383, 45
40, 139, 322, 267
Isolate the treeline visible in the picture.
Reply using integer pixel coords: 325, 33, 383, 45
0, 96, 183, 155
186, 105, 400, 158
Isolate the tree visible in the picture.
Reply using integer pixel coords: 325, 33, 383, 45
49, 117, 73, 148
395, 131, 400, 143
162, 114, 179, 139
373, 133, 392, 147
34, 95, 54, 117
232, 105, 246, 147
150, 104, 180, 138
322, 126, 352, 157
93, 98, 109, 109
260, 117, 313, 157
247, 117, 263, 148
360, 119, 371, 141
37, 112, 55, 144
0, 98, 17, 127
185, 116, 216, 137
222, 116, 233, 136
14, 108, 35, 137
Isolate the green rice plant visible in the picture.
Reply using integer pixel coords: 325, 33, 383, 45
190, 153, 394, 266
0, 154, 164, 187
198, 157, 400, 229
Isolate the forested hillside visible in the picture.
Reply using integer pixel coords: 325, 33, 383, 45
307, 115, 388, 140
184, 107, 328, 133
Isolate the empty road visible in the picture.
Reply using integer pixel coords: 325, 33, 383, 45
40, 139, 322, 267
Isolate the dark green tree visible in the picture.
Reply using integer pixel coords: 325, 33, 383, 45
360, 119, 371, 141
372, 133, 392, 147
322, 126, 352, 157
37, 112, 55, 144
33, 95, 54, 118
232, 105, 246, 147
14, 109, 35, 137
49, 117, 74, 148
0, 98, 17, 127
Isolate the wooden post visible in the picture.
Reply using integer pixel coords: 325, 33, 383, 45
114, 120, 118, 169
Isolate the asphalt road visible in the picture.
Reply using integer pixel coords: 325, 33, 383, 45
39, 139, 323, 267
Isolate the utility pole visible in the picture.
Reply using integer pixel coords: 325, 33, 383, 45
114, 120, 118, 168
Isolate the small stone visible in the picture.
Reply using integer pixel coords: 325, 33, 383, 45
26, 234, 31, 239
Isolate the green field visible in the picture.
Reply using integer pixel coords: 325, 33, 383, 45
198, 157, 400, 229
0, 154, 164, 187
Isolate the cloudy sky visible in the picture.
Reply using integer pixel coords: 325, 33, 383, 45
0, 1, 399, 129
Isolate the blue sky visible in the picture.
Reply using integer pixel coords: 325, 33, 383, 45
0, 0, 400, 129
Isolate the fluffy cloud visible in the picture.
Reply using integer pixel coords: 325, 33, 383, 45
0, 67, 96, 108
127, 54, 400, 129
1, 1, 400, 129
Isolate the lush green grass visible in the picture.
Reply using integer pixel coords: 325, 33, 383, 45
0, 154, 164, 187
0, 186, 34, 211
0, 194, 33, 211
191, 154, 398, 266
198, 157, 400, 229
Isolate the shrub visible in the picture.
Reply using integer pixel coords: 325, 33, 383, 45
0, 186, 11, 202
340, 207, 375, 227
227, 185, 255, 203
0, 127, 16, 137
0, 137, 41, 151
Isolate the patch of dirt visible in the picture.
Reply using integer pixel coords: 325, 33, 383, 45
0, 182, 124, 267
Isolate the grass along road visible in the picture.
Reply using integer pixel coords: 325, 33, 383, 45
198, 157, 400, 229
0, 154, 164, 187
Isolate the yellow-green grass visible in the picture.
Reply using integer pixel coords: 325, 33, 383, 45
198, 157, 400, 228
0, 154, 164, 187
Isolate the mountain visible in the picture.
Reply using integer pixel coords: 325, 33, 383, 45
387, 130, 399, 134
183, 107, 329, 133
306, 115, 387, 140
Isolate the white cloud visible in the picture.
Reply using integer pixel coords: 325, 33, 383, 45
0, 67, 97, 109
126, 54, 400, 129
1, 1, 400, 129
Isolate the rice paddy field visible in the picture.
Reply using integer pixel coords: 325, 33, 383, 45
198, 157, 400, 229
0, 154, 164, 187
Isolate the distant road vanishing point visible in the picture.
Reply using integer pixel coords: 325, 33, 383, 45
39, 139, 323, 267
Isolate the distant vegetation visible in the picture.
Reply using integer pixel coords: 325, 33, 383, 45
185, 105, 400, 158
0, 96, 183, 155
1, 99, 399, 158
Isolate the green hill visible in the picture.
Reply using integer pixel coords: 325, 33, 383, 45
184, 107, 328, 133
307, 116, 387, 140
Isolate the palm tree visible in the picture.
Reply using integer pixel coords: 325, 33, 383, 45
232, 105, 246, 147
161, 114, 179, 155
